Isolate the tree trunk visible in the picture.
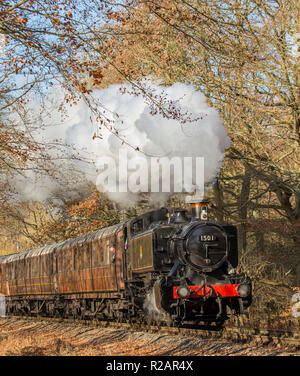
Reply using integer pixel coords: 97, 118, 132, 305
213, 178, 224, 224
255, 231, 264, 253
238, 164, 251, 253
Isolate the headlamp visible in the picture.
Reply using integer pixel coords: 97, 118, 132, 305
176, 285, 191, 299
237, 283, 251, 298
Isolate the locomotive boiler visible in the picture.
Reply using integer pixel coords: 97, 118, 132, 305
0, 201, 252, 326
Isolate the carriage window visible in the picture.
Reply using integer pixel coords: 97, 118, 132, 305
26, 260, 30, 279
42, 255, 47, 276
56, 254, 59, 273
64, 251, 67, 273
85, 244, 91, 269
63, 252, 66, 273
73, 247, 77, 271
22, 259, 26, 279
20, 261, 23, 279
100, 241, 104, 266
30, 260, 33, 277
35, 257, 41, 277
92, 242, 98, 267
37, 258, 40, 277
106, 240, 110, 265
33, 258, 37, 277
80, 245, 84, 270
5, 265, 9, 281
57, 252, 63, 274
45, 255, 51, 276
14, 261, 19, 279
70, 249, 73, 271
49, 255, 53, 275
8, 264, 12, 280
63, 251, 66, 273
65, 249, 72, 273
0, 265, 4, 281
31, 258, 36, 277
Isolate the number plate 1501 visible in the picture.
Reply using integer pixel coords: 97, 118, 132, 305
200, 235, 217, 241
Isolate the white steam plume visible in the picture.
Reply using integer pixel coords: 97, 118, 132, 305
11, 82, 230, 206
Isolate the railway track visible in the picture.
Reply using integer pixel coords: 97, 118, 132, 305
2, 314, 299, 349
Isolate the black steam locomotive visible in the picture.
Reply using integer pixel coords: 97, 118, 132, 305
139, 202, 252, 325
0, 201, 251, 326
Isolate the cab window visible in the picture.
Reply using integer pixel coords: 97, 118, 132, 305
131, 219, 143, 236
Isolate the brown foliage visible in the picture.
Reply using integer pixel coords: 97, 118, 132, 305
0, 0, 299, 316
0, 185, 123, 253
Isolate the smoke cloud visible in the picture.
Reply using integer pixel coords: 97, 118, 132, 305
11, 82, 230, 206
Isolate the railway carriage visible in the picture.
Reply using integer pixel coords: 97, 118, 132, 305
0, 202, 252, 325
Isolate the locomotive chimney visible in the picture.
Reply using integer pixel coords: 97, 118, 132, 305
190, 200, 209, 221
185, 192, 210, 221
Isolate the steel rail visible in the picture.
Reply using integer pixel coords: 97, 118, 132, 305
1, 314, 299, 348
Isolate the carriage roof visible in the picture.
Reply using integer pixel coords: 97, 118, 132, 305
0, 222, 125, 264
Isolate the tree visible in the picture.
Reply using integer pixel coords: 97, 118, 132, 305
0, 1, 128, 179
0, 184, 125, 253
99, 0, 300, 226
94, 0, 300, 301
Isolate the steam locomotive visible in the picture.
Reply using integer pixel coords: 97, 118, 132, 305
0, 201, 251, 326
